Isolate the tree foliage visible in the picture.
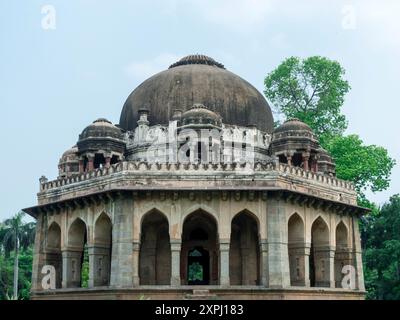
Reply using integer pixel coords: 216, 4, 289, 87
325, 134, 396, 201
264, 56, 350, 140
363, 195, 400, 299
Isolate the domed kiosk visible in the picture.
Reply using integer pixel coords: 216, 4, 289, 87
25, 55, 366, 300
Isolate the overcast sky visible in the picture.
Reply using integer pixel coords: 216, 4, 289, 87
0, 0, 399, 221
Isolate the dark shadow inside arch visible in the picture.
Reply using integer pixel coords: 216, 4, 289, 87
229, 211, 260, 285
181, 209, 218, 285
139, 210, 171, 285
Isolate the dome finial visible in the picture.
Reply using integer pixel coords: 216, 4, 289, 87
169, 54, 225, 69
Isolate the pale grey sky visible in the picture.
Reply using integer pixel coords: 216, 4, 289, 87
0, 0, 399, 221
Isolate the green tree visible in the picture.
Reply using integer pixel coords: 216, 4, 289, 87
264, 56, 350, 142
324, 134, 396, 202
264, 56, 395, 200
363, 195, 400, 299
0, 212, 35, 299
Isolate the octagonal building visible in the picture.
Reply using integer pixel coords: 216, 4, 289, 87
25, 55, 366, 300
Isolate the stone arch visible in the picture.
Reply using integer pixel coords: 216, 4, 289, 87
287, 213, 307, 286
229, 210, 260, 285
92, 212, 112, 286
66, 218, 88, 288
139, 209, 171, 285
335, 221, 352, 288
310, 216, 331, 287
181, 209, 219, 285
46, 222, 62, 288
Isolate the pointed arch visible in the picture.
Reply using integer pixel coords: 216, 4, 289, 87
181, 209, 219, 285
46, 221, 62, 288
93, 212, 113, 286
335, 221, 352, 288
310, 216, 331, 287
139, 209, 171, 285
229, 210, 260, 285
288, 213, 306, 286
66, 218, 88, 288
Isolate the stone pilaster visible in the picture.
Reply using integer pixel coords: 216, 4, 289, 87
219, 239, 230, 286
266, 196, 290, 288
170, 240, 181, 286
259, 240, 268, 286
31, 213, 47, 291
132, 240, 140, 286
62, 249, 83, 288
353, 216, 365, 291
110, 195, 134, 287
88, 245, 111, 287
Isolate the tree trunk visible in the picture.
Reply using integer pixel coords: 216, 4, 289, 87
13, 236, 19, 300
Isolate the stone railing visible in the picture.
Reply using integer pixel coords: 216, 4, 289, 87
40, 161, 355, 192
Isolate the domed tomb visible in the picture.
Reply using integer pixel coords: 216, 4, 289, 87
120, 54, 274, 133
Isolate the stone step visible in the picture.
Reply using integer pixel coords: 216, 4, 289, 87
184, 289, 218, 300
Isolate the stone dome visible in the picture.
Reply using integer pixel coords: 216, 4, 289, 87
59, 145, 79, 163
181, 103, 221, 127
274, 118, 313, 134
79, 118, 122, 141
120, 54, 274, 133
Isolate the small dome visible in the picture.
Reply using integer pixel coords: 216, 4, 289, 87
181, 104, 221, 127
61, 145, 78, 159
79, 118, 122, 141
274, 118, 313, 134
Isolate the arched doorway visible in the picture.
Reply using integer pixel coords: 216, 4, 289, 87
335, 221, 352, 288
181, 210, 218, 285
229, 211, 260, 285
93, 213, 112, 286
66, 218, 88, 288
139, 210, 171, 285
287, 213, 306, 286
46, 222, 62, 288
310, 217, 330, 287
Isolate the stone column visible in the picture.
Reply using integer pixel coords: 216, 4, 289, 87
266, 195, 290, 288
105, 157, 111, 168
353, 216, 365, 291
88, 245, 111, 287
302, 152, 310, 171
31, 213, 47, 291
78, 159, 84, 173
132, 241, 140, 286
288, 242, 310, 287
62, 249, 83, 288
313, 245, 335, 288
170, 240, 181, 286
219, 239, 230, 286
87, 155, 94, 171
110, 195, 134, 287
259, 240, 268, 286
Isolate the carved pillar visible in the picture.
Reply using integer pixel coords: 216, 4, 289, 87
302, 152, 310, 171
87, 155, 94, 171
259, 240, 268, 286
313, 245, 335, 288
105, 156, 111, 168
219, 240, 230, 286
170, 240, 181, 286
288, 242, 310, 287
352, 216, 365, 291
132, 240, 140, 286
79, 159, 84, 173
62, 249, 83, 288
88, 245, 111, 287
266, 195, 290, 288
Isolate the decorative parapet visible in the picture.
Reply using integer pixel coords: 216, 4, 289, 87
39, 161, 355, 192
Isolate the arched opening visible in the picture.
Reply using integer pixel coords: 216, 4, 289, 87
181, 210, 218, 285
93, 213, 112, 286
139, 210, 171, 285
287, 213, 306, 286
310, 217, 330, 287
46, 222, 62, 288
67, 218, 88, 288
229, 211, 260, 285
335, 222, 351, 288
94, 153, 106, 169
